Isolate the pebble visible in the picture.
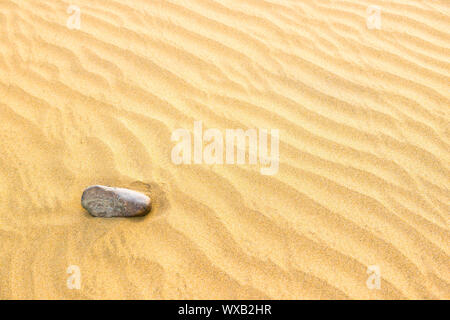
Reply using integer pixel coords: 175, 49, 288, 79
81, 185, 151, 217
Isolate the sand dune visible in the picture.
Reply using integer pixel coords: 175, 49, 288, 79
0, 0, 448, 299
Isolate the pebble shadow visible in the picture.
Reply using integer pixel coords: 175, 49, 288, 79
128, 180, 169, 222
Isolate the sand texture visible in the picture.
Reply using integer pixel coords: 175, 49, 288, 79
0, 0, 449, 299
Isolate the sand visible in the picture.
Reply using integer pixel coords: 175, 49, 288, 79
0, 0, 448, 300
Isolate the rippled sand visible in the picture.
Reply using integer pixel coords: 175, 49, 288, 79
0, 0, 448, 299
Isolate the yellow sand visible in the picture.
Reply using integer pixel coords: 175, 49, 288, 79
0, 0, 449, 300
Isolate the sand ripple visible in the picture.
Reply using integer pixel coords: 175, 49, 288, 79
0, 0, 448, 299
